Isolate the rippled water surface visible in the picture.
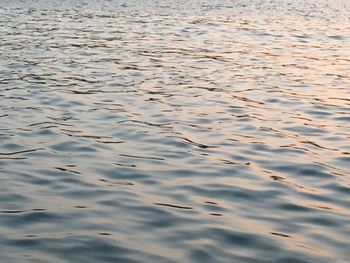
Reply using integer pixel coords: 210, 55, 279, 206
1, 0, 350, 262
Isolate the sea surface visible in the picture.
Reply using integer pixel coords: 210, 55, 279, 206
0, 0, 350, 262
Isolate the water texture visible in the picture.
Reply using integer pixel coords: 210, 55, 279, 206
0, 0, 350, 262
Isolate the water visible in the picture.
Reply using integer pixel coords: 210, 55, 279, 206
0, 0, 350, 262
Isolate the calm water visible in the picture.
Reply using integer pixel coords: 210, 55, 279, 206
0, 0, 350, 262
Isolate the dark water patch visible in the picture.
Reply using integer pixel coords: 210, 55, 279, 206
119, 154, 165, 161
55, 167, 81, 174
154, 203, 193, 210
99, 178, 134, 186
0, 148, 45, 156
270, 232, 291, 238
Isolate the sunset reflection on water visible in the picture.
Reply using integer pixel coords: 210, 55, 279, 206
0, 0, 350, 262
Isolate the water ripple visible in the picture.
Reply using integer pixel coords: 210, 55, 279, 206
1, 0, 350, 262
